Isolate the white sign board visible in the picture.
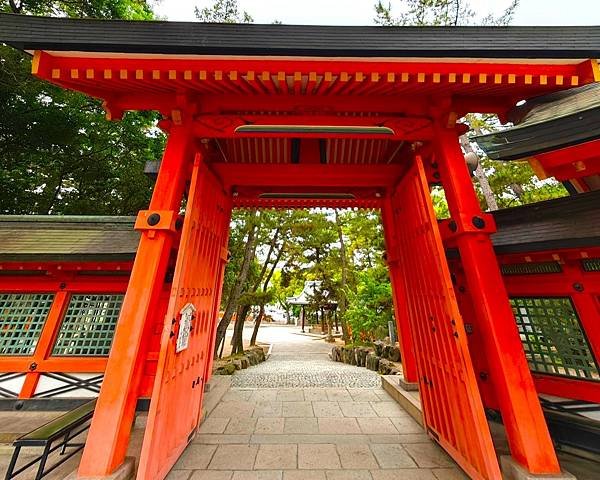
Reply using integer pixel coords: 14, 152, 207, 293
176, 303, 196, 353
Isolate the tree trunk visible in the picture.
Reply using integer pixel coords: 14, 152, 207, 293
326, 310, 334, 343
253, 228, 280, 290
230, 305, 247, 355
334, 210, 351, 342
214, 211, 259, 356
263, 241, 284, 291
460, 134, 498, 211
250, 304, 264, 346
246, 239, 286, 348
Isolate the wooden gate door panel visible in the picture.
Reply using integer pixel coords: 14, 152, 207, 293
391, 156, 501, 480
137, 157, 230, 480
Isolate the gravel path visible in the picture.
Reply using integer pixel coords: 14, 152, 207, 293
231, 326, 379, 388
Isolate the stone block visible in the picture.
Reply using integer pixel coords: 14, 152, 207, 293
331, 346, 342, 362
371, 444, 417, 469
208, 444, 259, 470
378, 359, 393, 375
318, 417, 361, 434
366, 353, 380, 371
214, 362, 236, 375
254, 444, 298, 470
65, 457, 135, 480
341, 347, 356, 365
373, 340, 385, 356
336, 444, 378, 469
247, 351, 258, 366
382, 345, 392, 359
397, 376, 419, 392
500, 456, 576, 480
355, 347, 369, 367
238, 356, 248, 369
389, 346, 401, 362
312, 401, 343, 417
298, 444, 341, 470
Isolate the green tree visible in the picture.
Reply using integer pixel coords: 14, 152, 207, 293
194, 0, 253, 23
2, 0, 153, 17
0, 0, 161, 215
345, 265, 393, 342
374, 0, 519, 27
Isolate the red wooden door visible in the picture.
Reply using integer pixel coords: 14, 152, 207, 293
390, 156, 501, 480
137, 157, 230, 480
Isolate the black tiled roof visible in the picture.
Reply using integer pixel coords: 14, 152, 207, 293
475, 84, 600, 161
490, 190, 600, 253
2, 13, 600, 58
0, 215, 138, 261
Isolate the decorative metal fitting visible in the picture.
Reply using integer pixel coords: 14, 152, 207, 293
472, 216, 486, 229
175, 217, 184, 231
59, 282, 66, 290
448, 220, 458, 232
147, 213, 161, 226
479, 371, 489, 381
433, 172, 441, 180
573, 282, 584, 292
29, 362, 37, 371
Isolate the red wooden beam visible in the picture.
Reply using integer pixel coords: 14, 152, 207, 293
0, 261, 133, 272
192, 114, 432, 140
33, 52, 599, 117
0, 357, 108, 373
533, 374, 600, 404
211, 163, 406, 189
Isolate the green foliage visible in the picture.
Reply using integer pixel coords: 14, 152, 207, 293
466, 114, 568, 210
194, 0, 253, 23
479, 158, 568, 209
2, 0, 154, 19
374, 0, 519, 26
239, 289, 273, 308
345, 265, 393, 342
0, 0, 161, 215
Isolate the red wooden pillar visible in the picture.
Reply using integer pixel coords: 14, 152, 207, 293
434, 121, 561, 474
562, 262, 600, 363
78, 122, 195, 477
19, 290, 70, 398
381, 198, 418, 383
204, 198, 233, 386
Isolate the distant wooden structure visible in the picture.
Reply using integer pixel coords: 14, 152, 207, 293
287, 280, 338, 333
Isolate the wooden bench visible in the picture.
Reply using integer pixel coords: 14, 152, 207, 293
4, 399, 96, 480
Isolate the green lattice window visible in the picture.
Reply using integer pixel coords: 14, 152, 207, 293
511, 297, 599, 380
581, 258, 600, 272
501, 262, 562, 275
52, 294, 124, 357
0, 293, 54, 355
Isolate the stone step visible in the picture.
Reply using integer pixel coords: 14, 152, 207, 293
381, 375, 422, 427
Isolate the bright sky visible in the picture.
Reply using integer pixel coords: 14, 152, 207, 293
154, 0, 600, 25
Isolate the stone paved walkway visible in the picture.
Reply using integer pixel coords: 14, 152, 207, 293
168, 325, 467, 480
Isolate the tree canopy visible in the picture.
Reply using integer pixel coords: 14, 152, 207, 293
0, 0, 162, 215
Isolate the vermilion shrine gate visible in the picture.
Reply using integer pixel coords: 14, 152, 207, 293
1, 14, 600, 480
